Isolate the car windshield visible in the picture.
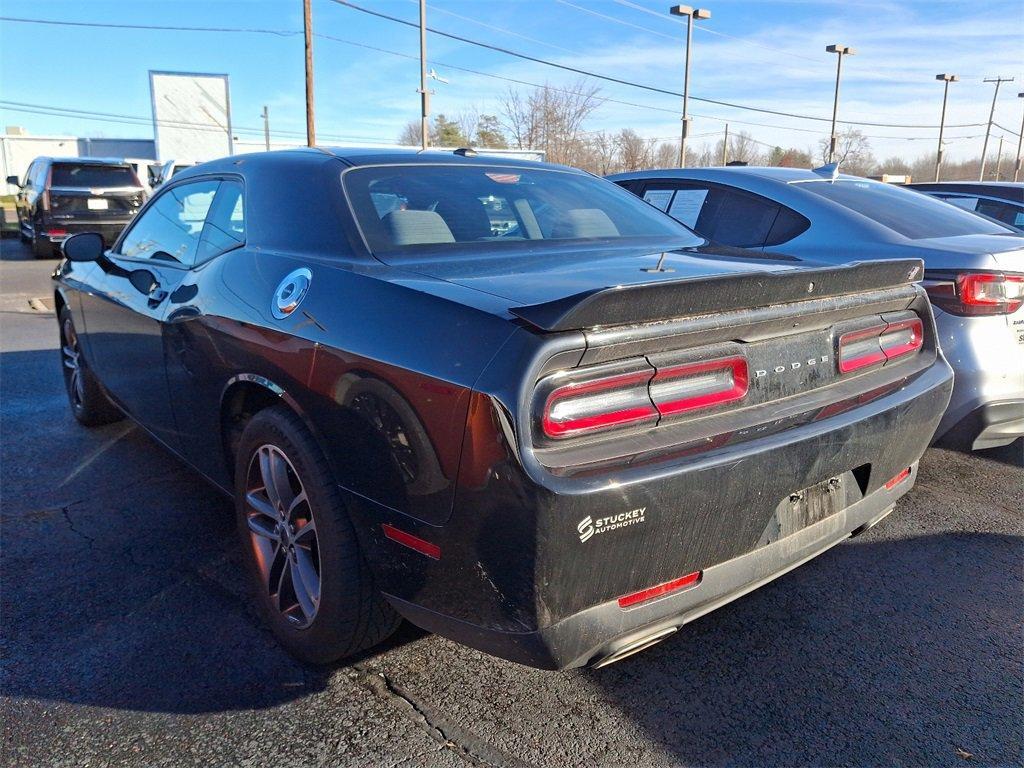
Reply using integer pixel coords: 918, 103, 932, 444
343, 164, 704, 256
51, 163, 139, 188
797, 179, 1013, 239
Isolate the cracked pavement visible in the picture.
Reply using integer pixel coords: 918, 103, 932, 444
1, 239, 1022, 767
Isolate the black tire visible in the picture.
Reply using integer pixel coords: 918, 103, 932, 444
58, 305, 123, 427
32, 231, 53, 259
234, 405, 400, 664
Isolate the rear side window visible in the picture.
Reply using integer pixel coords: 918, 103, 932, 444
975, 198, 1024, 228
800, 180, 1012, 239
639, 182, 807, 248
196, 180, 245, 262
50, 163, 139, 188
119, 180, 219, 266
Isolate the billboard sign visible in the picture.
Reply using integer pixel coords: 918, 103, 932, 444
149, 70, 232, 162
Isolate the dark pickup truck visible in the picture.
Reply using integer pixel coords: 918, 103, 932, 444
53, 149, 953, 669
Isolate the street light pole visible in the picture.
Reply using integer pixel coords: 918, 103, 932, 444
825, 44, 855, 164
980, 76, 1013, 181
418, 0, 430, 150
261, 106, 271, 152
670, 5, 711, 168
721, 122, 729, 166
303, 0, 315, 147
934, 74, 958, 182
1015, 92, 1024, 183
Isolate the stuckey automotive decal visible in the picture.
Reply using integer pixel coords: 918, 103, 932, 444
578, 508, 646, 543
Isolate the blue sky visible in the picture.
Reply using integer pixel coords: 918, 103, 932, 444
1, 0, 1022, 162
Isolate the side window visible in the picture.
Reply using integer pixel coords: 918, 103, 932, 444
697, 187, 781, 248
764, 206, 810, 246
22, 161, 37, 188
936, 195, 979, 212
196, 180, 245, 262
118, 180, 219, 266
975, 198, 1024, 228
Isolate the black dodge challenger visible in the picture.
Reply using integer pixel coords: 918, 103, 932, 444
53, 148, 953, 669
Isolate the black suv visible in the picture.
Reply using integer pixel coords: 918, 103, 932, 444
8, 157, 146, 257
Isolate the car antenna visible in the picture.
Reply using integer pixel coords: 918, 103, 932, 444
641, 252, 675, 273
812, 161, 841, 182
453, 147, 478, 157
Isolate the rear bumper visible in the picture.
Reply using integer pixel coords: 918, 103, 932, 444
933, 308, 1024, 449
39, 218, 132, 246
940, 400, 1024, 451
369, 355, 952, 670
390, 470, 908, 669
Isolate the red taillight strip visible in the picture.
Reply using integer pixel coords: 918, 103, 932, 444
617, 571, 702, 609
382, 523, 441, 560
542, 369, 657, 439
652, 356, 748, 416
879, 318, 923, 360
837, 324, 887, 373
884, 467, 911, 490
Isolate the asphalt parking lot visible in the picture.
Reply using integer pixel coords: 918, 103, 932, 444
1, 237, 1021, 768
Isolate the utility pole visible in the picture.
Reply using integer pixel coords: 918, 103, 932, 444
934, 74, 958, 182
670, 5, 711, 167
721, 123, 728, 165
1015, 92, 1024, 182
418, 0, 430, 150
980, 76, 1013, 180
303, 0, 315, 147
994, 135, 1005, 181
261, 106, 271, 152
825, 44, 856, 164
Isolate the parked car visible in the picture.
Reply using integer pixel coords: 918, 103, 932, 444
53, 149, 952, 669
610, 167, 1024, 451
8, 157, 146, 258
906, 181, 1024, 233
150, 159, 197, 188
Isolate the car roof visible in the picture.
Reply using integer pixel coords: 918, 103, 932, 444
39, 157, 134, 166
173, 146, 573, 178
905, 181, 1024, 199
606, 166, 866, 185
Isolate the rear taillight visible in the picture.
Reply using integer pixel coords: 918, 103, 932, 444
542, 369, 657, 439
651, 356, 748, 416
925, 273, 1024, 316
540, 354, 749, 440
838, 317, 923, 374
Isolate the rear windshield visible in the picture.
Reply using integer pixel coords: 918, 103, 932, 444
798, 179, 1012, 239
343, 164, 703, 255
51, 163, 139, 188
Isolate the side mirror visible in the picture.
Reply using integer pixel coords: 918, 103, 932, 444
5, 175, 20, 186
62, 232, 105, 262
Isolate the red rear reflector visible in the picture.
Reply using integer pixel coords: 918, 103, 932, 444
884, 467, 911, 490
651, 356, 748, 416
382, 523, 441, 560
542, 369, 657, 439
46, 228, 68, 237
617, 571, 702, 609
879, 318, 923, 360
838, 325, 887, 373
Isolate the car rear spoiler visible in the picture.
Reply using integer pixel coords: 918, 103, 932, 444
509, 259, 924, 332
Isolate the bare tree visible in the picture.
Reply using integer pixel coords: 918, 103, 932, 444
653, 141, 679, 169
818, 128, 875, 175
500, 80, 602, 165
397, 120, 422, 147
615, 129, 655, 171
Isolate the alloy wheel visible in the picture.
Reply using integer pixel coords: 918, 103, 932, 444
244, 444, 321, 628
61, 317, 85, 409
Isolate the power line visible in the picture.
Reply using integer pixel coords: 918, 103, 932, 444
329, 1, 988, 130
0, 12, 999, 139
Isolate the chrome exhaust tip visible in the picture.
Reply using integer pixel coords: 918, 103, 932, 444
591, 626, 678, 669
